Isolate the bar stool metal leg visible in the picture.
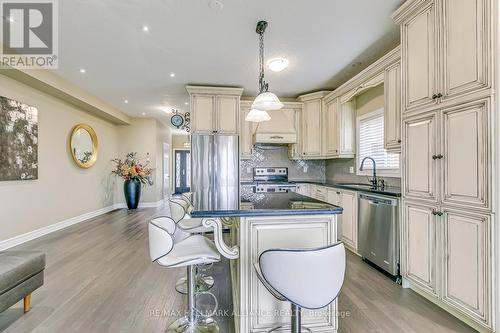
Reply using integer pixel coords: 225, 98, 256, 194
166, 266, 219, 333
291, 304, 301, 333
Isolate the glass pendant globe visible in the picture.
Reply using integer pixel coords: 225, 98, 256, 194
251, 92, 284, 111
245, 109, 271, 122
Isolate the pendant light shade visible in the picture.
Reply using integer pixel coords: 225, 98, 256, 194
245, 20, 283, 122
251, 92, 284, 111
245, 109, 271, 122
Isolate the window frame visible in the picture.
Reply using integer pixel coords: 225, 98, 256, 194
356, 108, 401, 178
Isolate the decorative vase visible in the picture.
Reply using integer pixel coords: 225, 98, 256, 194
124, 178, 141, 210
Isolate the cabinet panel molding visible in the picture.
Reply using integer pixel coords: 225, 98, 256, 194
401, 1, 438, 112
441, 98, 491, 210
441, 0, 490, 100
442, 209, 492, 328
403, 201, 438, 296
403, 112, 439, 202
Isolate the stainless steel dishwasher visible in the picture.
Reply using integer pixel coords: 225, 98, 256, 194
358, 193, 400, 279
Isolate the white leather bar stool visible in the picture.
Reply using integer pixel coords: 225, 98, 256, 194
149, 216, 220, 333
169, 199, 215, 294
255, 243, 346, 333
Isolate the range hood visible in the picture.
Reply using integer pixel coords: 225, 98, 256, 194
253, 108, 297, 144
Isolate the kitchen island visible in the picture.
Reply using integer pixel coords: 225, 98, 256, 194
191, 191, 343, 333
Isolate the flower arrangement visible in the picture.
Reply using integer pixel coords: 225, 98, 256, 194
111, 152, 153, 185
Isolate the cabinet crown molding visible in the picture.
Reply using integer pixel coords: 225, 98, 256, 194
323, 46, 401, 103
297, 90, 331, 102
391, 0, 433, 24
186, 85, 244, 96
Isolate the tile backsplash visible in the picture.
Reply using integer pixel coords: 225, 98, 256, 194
325, 158, 401, 187
240, 145, 325, 182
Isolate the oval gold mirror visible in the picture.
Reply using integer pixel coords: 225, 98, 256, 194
69, 124, 98, 168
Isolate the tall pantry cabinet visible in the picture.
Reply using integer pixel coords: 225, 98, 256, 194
393, 0, 495, 331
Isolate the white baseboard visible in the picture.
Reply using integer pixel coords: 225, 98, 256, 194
0, 199, 166, 251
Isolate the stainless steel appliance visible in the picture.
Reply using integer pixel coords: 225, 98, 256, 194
252, 167, 296, 193
191, 135, 239, 210
358, 193, 400, 278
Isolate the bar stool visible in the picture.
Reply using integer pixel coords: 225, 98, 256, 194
149, 216, 220, 333
169, 199, 215, 294
255, 243, 346, 333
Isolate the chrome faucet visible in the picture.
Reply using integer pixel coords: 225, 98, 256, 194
359, 156, 377, 189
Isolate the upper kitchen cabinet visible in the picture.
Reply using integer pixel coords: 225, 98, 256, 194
298, 91, 330, 159
393, 0, 491, 115
384, 61, 402, 152
240, 102, 255, 159
186, 86, 243, 135
441, 0, 490, 100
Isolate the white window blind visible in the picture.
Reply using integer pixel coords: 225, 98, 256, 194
357, 109, 400, 176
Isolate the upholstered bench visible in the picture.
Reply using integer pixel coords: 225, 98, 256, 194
0, 251, 45, 313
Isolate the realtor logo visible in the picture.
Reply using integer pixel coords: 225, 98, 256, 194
1, 0, 58, 69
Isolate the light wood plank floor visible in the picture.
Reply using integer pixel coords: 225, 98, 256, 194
0, 207, 476, 333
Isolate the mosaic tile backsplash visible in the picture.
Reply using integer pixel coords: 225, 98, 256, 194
240, 145, 326, 182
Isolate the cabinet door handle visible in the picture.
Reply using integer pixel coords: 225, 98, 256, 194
432, 94, 438, 100
432, 209, 443, 216
397, 139, 402, 143
432, 154, 444, 160
270, 135, 284, 139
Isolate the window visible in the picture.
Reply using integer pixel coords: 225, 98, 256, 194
357, 109, 400, 177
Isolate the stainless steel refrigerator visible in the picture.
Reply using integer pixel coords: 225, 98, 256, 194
191, 134, 239, 211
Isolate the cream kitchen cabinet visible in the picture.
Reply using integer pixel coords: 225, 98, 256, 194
394, 0, 491, 115
186, 86, 243, 135
240, 105, 254, 159
321, 95, 355, 159
295, 183, 310, 197
323, 98, 339, 157
384, 61, 402, 151
403, 200, 438, 296
403, 98, 491, 211
403, 111, 439, 203
402, 202, 494, 330
338, 190, 357, 252
298, 91, 330, 159
398, 0, 437, 112
440, 0, 490, 101
301, 99, 322, 158
442, 208, 492, 328
441, 99, 491, 211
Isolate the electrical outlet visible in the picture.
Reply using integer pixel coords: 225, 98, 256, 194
349, 166, 354, 174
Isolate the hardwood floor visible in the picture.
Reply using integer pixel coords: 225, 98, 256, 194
0, 207, 475, 333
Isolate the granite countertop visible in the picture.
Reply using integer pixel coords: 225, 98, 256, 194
297, 181, 401, 197
191, 190, 343, 218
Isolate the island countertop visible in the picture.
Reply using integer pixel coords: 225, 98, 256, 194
190, 190, 343, 218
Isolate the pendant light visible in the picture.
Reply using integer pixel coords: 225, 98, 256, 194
246, 20, 283, 122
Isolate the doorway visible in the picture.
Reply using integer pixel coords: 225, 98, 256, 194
174, 150, 191, 194
163, 143, 170, 198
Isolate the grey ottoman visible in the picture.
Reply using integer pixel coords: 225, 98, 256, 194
0, 251, 45, 313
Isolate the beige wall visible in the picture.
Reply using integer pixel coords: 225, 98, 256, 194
0, 74, 171, 242
172, 134, 190, 149
355, 84, 384, 116
0, 74, 120, 241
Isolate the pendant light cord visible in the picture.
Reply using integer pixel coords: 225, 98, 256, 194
258, 25, 268, 93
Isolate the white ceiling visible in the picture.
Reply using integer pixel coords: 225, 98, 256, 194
55, 0, 403, 130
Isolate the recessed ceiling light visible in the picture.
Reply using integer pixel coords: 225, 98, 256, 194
142, 112, 147, 116
267, 58, 289, 72
162, 107, 172, 113
141, 25, 149, 32
184, 102, 189, 105
124, 99, 129, 104
79, 68, 86, 74
209, 0, 224, 11
170, 73, 176, 78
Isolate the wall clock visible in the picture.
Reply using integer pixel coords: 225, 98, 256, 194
170, 109, 191, 132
